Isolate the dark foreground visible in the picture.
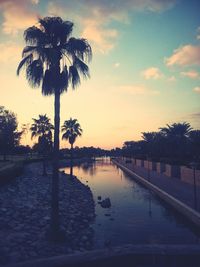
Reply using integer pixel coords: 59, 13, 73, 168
6, 244, 200, 267
0, 162, 95, 266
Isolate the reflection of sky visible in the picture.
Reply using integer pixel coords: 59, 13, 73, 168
62, 158, 200, 248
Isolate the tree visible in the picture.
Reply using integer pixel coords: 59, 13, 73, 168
0, 106, 21, 160
30, 114, 53, 175
160, 122, 192, 159
62, 118, 82, 176
189, 130, 200, 161
17, 16, 92, 240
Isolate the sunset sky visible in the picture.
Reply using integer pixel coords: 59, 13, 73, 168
0, 0, 200, 149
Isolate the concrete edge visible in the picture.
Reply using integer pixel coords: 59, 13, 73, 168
6, 245, 200, 267
112, 160, 200, 227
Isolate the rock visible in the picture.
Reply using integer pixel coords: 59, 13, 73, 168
97, 196, 101, 200
81, 235, 88, 241
100, 198, 111, 208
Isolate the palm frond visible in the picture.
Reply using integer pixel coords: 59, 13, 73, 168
26, 59, 44, 87
66, 38, 92, 62
17, 54, 33, 75
69, 65, 80, 89
24, 26, 47, 46
74, 57, 90, 79
42, 69, 55, 96
59, 65, 68, 93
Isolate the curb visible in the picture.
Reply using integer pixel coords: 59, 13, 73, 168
112, 160, 200, 227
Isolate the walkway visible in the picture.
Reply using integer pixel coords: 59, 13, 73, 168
113, 158, 200, 213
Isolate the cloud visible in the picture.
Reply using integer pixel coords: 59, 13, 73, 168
119, 84, 159, 95
181, 70, 199, 79
81, 19, 118, 54
193, 87, 200, 93
47, 0, 177, 54
190, 112, 200, 118
197, 26, 200, 40
114, 62, 120, 68
0, 0, 38, 35
142, 67, 163, 80
168, 76, 176, 82
0, 42, 22, 63
165, 45, 200, 66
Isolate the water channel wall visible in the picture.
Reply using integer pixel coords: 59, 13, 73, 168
125, 158, 200, 186
7, 245, 200, 267
113, 159, 200, 227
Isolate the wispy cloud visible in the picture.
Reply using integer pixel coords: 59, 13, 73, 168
165, 45, 200, 66
168, 76, 176, 82
197, 26, 200, 40
114, 62, 120, 68
81, 19, 118, 54
181, 70, 199, 79
141, 67, 163, 80
190, 112, 200, 118
47, 0, 177, 54
193, 87, 200, 93
119, 84, 159, 95
0, 0, 38, 35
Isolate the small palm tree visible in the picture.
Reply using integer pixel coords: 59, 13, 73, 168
17, 16, 92, 240
30, 114, 53, 175
62, 118, 82, 176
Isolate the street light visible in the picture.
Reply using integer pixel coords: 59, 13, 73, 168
190, 162, 198, 210
147, 155, 150, 182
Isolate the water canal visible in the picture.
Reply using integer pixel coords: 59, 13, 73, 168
62, 157, 200, 248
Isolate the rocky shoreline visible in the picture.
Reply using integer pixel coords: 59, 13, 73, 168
0, 162, 96, 266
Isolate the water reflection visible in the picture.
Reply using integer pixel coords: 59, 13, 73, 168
61, 157, 200, 248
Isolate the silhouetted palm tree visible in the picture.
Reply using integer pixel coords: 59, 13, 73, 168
30, 114, 53, 175
62, 118, 82, 176
189, 130, 200, 161
160, 122, 193, 159
160, 122, 192, 138
17, 16, 92, 240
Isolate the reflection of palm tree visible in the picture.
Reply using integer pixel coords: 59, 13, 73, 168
62, 118, 82, 176
17, 16, 92, 240
30, 114, 53, 175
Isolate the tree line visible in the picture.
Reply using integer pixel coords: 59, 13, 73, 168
121, 122, 200, 165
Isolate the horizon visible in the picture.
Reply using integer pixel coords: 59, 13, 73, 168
0, 0, 200, 150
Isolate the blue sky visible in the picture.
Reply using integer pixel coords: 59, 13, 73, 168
0, 0, 200, 148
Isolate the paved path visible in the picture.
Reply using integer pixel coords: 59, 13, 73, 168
115, 159, 200, 212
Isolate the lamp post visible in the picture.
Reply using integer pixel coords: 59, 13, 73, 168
147, 155, 150, 182
190, 162, 197, 210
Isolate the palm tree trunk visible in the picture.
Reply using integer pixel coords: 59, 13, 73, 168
70, 143, 73, 177
51, 90, 60, 237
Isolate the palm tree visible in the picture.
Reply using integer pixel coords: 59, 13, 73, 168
159, 122, 193, 159
159, 122, 192, 138
30, 114, 53, 175
62, 118, 82, 176
17, 16, 92, 240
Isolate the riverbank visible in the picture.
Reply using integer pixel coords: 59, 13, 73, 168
0, 162, 95, 266
112, 158, 200, 227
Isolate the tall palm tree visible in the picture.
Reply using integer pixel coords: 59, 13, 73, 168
30, 114, 53, 175
17, 16, 92, 240
62, 118, 82, 176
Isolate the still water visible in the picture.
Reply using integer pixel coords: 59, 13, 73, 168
62, 157, 200, 248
